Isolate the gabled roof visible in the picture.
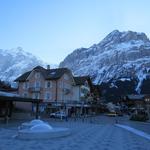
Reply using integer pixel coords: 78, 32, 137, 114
0, 80, 17, 92
127, 94, 145, 101
46, 68, 71, 80
14, 66, 72, 82
15, 71, 31, 82
73, 76, 91, 85
145, 95, 150, 98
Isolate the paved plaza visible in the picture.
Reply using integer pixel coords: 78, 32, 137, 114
0, 116, 150, 150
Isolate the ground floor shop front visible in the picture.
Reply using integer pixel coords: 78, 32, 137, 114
37, 102, 102, 117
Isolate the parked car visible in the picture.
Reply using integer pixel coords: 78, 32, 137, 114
50, 111, 67, 118
106, 112, 117, 117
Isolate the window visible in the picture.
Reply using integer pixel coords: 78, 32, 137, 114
47, 81, 51, 88
64, 74, 69, 80
25, 82, 29, 89
84, 81, 88, 87
59, 81, 63, 88
45, 93, 51, 100
145, 98, 150, 102
35, 72, 40, 79
23, 93, 28, 98
33, 93, 40, 99
35, 81, 40, 88
45, 81, 52, 88
23, 82, 28, 89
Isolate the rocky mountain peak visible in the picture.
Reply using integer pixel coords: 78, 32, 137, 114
0, 47, 46, 84
0, 47, 58, 85
60, 30, 150, 94
100, 30, 149, 47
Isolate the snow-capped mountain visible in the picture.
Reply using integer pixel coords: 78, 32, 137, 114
60, 30, 150, 94
0, 47, 55, 84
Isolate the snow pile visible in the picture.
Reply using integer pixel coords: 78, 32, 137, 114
0, 91, 19, 97
116, 124, 150, 141
17, 119, 70, 139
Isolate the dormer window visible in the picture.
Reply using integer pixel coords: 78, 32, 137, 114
50, 71, 56, 75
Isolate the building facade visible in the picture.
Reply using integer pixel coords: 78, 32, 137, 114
15, 66, 93, 114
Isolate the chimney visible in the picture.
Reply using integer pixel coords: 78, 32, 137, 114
47, 65, 50, 70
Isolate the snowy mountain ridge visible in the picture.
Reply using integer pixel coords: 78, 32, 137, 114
0, 47, 56, 84
60, 30, 150, 94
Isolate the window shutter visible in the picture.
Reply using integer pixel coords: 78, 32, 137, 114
45, 81, 47, 88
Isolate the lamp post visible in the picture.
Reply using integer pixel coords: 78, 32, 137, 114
35, 101, 39, 119
81, 101, 85, 122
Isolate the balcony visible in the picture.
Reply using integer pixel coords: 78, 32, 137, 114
28, 87, 42, 93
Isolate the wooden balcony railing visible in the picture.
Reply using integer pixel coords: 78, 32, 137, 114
28, 87, 42, 92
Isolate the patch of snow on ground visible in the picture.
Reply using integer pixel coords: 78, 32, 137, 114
116, 124, 150, 140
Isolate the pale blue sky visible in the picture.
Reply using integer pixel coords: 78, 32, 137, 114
0, 0, 150, 64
